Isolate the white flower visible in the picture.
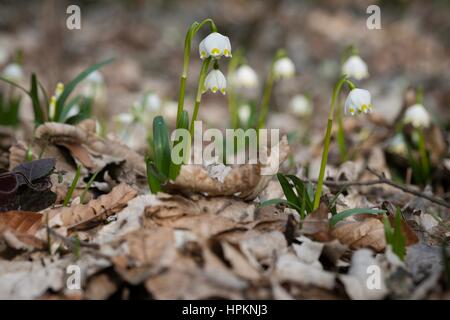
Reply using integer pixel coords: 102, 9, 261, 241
342, 55, 369, 80
141, 92, 161, 112
289, 94, 312, 117
204, 69, 227, 94
344, 88, 373, 116
238, 104, 251, 124
199, 32, 232, 59
232, 65, 258, 88
403, 103, 431, 128
85, 70, 104, 86
115, 113, 134, 125
387, 134, 407, 155
273, 57, 295, 79
2, 63, 23, 82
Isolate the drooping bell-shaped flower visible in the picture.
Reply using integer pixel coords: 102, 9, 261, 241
238, 104, 251, 124
289, 94, 312, 117
199, 32, 232, 59
115, 112, 134, 125
403, 103, 431, 128
344, 88, 373, 116
342, 55, 369, 80
273, 57, 295, 79
85, 70, 104, 86
232, 65, 258, 89
204, 69, 227, 94
141, 92, 161, 112
2, 63, 23, 82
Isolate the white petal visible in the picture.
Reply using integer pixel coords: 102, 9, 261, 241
2, 63, 23, 82
342, 55, 369, 80
233, 65, 258, 88
344, 88, 372, 116
273, 57, 295, 79
289, 95, 312, 117
403, 104, 430, 128
85, 70, 104, 85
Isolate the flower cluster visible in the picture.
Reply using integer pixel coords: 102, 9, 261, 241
199, 32, 232, 94
403, 103, 431, 128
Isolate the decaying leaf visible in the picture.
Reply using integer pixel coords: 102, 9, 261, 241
45, 183, 137, 230
168, 135, 290, 200
0, 211, 42, 235
331, 218, 386, 252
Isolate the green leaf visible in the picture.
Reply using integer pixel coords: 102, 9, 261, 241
285, 174, 314, 214
392, 208, 406, 260
55, 58, 114, 121
330, 208, 386, 226
152, 116, 171, 177
277, 173, 301, 208
63, 164, 82, 207
146, 159, 166, 194
30, 73, 45, 125
169, 110, 189, 180
259, 198, 303, 214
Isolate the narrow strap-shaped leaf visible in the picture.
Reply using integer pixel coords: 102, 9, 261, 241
63, 164, 82, 207
259, 198, 303, 215
169, 110, 189, 180
146, 159, 165, 194
330, 208, 386, 226
152, 116, 171, 178
55, 58, 114, 121
30, 74, 45, 125
277, 173, 301, 208
285, 174, 314, 213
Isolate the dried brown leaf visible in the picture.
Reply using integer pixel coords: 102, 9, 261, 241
46, 183, 137, 230
331, 218, 386, 252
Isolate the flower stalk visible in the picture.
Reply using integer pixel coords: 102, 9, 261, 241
313, 75, 356, 210
176, 19, 218, 126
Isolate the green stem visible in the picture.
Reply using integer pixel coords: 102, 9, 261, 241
176, 19, 217, 125
417, 128, 430, 182
336, 102, 349, 162
63, 164, 82, 207
189, 58, 211, 138
313, 75, 350, 210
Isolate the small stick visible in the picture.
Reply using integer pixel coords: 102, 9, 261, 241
300, 168, 450, 209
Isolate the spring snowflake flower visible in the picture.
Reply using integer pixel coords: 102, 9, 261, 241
403, 104, 431, 128
344, 88, 373, 116
342, 55, 369, 80
199, 32, 232, 59
289, 94, 312, 117
141, 92, 161, 112
387, 134, 407, 156
238, 104, 251, 124
232, 65, 258, 88
85, 70, 104, 86
2, 63, 23, 82
115, 113, 134, 125
273, 57, 295, 79
204, 69, 227, 94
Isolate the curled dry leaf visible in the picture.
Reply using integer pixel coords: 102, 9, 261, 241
45, 183, 137, 230
30, 120, 146, 182
331, 218, 386, 252
301, 203, 332, 242
168, 135, 290, 200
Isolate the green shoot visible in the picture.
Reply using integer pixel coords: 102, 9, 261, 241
330, 208, 386, 226
80, 170, 99, 204
63, 164, 82, 207
384, 207, 407, 260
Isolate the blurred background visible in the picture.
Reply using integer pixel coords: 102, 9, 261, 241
0, 0, 449, 132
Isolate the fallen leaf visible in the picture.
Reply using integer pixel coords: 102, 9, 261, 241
46, 183, 137, 230
0, 211, 42, 235
331, 218, 386, 252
